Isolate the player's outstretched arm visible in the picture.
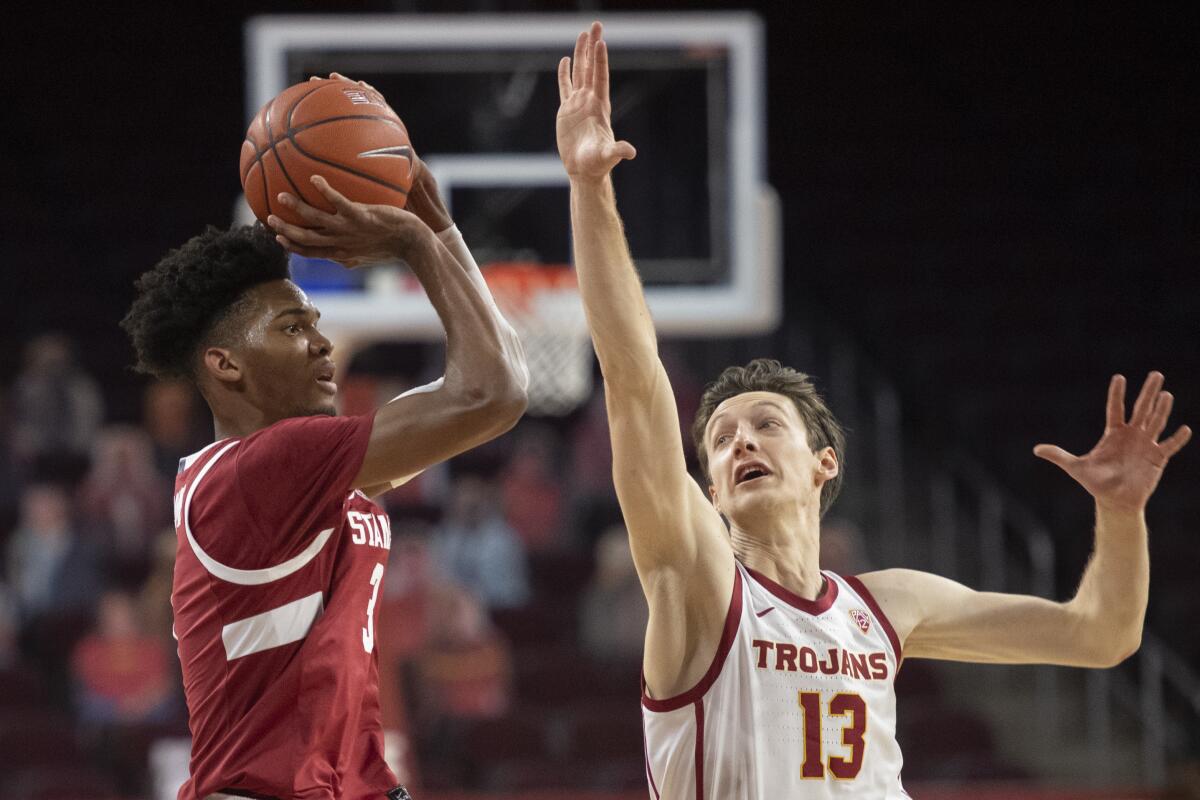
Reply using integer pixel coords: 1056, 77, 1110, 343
860, 372, 1191, 667
558, 22, 734, 698
269, 175, 528, 490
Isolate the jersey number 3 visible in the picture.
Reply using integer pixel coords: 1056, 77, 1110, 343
362, 562, 385, 653
799, 691, 866, 779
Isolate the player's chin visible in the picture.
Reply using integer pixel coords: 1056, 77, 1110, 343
303, 392, 339, 417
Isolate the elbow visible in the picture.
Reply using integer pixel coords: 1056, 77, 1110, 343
1103, 632, 1142, 668
1083, 629, 1142, 669
491, 379, 528, 430
460, 375, 527, 434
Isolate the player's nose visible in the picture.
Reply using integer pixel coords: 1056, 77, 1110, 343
732, 427, 758, 454
310, 330, 334, 357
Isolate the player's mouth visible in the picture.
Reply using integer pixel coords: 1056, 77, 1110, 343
734, 461, 772, 486
315, 362, 338, 394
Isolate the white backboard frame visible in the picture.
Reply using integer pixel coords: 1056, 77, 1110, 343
243, 12, 779, 339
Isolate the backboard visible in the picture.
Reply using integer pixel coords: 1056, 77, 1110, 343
240, 13, 779, 341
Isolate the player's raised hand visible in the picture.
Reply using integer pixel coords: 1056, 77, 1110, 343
556, 21, 637, 182
268, 175, 435, 269
1034, 372, 1191, 513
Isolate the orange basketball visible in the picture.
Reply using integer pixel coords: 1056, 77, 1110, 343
240, 78, 416, 227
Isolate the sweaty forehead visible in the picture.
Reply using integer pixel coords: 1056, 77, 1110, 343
706, 391, 798, 433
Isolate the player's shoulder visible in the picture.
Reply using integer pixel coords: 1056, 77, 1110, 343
844, 568, 945, 648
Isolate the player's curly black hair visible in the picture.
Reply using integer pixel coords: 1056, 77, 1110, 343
120, 223, 290, 381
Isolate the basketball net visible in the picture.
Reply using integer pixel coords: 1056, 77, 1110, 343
484, 263, 592, 416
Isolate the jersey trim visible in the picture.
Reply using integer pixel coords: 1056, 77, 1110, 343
693, 700, 705, 800
641, 566, 743, 713
744, 566, 838, 615
843, 574, 903, 663
179, 438, 230, 474
221, 590, 325, 660
182, 440, 335, 586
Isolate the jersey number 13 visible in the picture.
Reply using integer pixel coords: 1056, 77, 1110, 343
799, 691, 866, 779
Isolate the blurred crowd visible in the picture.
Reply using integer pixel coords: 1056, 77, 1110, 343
0, 332, 875, 797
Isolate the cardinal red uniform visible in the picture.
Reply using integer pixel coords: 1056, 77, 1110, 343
171, 414, 398, 800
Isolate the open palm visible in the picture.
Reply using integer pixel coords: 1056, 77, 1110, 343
1035, 372, 1191, 513
556, 22, 636, 181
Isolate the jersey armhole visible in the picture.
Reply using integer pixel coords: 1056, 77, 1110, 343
641, 565, 743, 712
842, 574, 904, 666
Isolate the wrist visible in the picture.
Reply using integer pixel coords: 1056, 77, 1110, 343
568, 173, 613, 192
389, 224, 438, 262
1094, 500, 1146, 526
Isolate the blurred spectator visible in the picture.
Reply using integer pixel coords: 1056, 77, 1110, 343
143, 379, 206, 480
78, 425, 171, 580
579, 524, 648, 665
819, 516, 872, 576
0, 582, 18, 668
568, 392, 613, 502
9, 332, 104, 469
431, 475, 530, 610
6, 481, 102, 625
500, 423, 564, 552
70, 590, 176, 725
138, 529, 179, 643
566, 392, 623, 552
414, 584, 512, 724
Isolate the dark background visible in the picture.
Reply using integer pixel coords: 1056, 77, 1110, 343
3, 0, 1197, 654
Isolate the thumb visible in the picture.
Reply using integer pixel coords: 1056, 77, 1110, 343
605, 140, 637, 162
1033, 443, 1077, 470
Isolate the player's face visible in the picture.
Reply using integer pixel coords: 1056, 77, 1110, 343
236, 280, 338, 419
704, 391, 836, 523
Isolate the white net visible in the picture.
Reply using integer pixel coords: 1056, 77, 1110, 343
486, 265, 592, 416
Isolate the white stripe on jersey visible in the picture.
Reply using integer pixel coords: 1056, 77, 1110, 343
221, 590, 325, 660
642, 562, 908, 799
178, 438, 230, 473
182, 440, 334, 586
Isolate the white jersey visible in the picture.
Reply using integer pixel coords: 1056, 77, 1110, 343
642, 561, 907, 798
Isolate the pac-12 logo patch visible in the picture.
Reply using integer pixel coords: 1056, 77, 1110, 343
849, 609, 871, 634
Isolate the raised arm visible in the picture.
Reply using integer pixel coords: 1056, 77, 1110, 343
557, 22, 734, 698
862, 372, 1190, 667
268, 171, 527, 492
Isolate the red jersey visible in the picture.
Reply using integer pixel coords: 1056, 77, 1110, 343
171, 414, 398, 800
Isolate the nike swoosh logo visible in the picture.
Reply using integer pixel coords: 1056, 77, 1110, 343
357, 145, 414, 163
755, 606, 775, 618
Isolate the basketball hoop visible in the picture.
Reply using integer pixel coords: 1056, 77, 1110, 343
484, 263, 592, 416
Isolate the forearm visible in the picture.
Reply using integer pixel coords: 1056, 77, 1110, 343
1066, 505, 1149, 662
569, 176, 660, 385
399, 231, 526, 405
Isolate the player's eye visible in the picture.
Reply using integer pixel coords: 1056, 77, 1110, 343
286, 324, 301, 334
760, 419, 780, 429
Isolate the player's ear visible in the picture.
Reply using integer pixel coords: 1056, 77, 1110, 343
201, 346, 243, 386
709, 484, 722, 515
815, 446, 839, 484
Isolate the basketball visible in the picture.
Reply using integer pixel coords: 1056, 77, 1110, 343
240, 78, 416, 227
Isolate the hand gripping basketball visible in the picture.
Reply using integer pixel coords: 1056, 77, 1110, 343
268, 175, 434, 269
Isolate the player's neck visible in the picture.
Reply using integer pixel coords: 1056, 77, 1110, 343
211, 407, 278, 440
729, 508, 824, 601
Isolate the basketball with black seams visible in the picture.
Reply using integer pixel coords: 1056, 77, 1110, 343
240, 78, 416, 227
